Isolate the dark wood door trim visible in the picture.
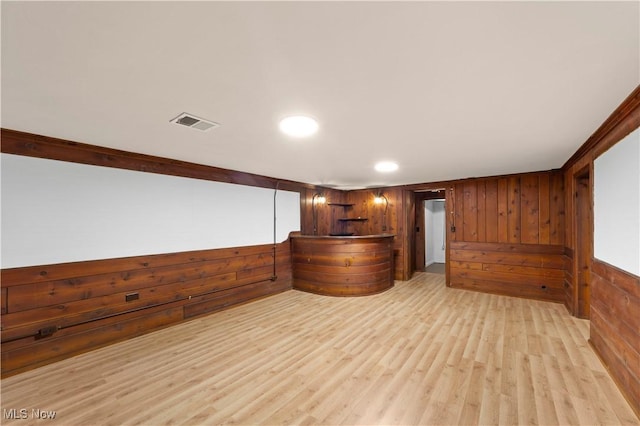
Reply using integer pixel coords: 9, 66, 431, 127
574, 166, 592, 319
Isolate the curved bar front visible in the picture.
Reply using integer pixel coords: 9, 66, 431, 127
290, 234, 395, 296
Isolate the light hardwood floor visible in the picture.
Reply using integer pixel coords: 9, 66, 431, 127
1, 273, 638, 425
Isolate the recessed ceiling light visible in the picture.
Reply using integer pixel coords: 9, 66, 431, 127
375, 161, 399, 173
279, 116, 318, 137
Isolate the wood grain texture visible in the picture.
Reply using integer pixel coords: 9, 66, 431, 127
1, 241, 292, 377
574, 171, 592, 319
497, 178, 509, 243
520, 174, 540, 244
549, 172, 565, 245
454, 183, 465, 242
590, 259, 640, 416
438, 172, 566, 303
291, 235, 394, 296
1, 273, 636, 425
538, 173, 551, 244
485, 179, 498, 243
446, 172, 563, 247
450, 241, 565, 302
463, 182, 479, 242
477, 181, 487, 243
507, 176, 521, 243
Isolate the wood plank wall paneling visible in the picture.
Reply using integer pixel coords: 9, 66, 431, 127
304, 187, 346, 236
451, 172, 564, 247
450, 242, 565, 302
520, 174, 539, 244
447, 171, 566, 301
590, 259, 640, 414
449, 174, 561, 245
507, 176, 521, 243
549, 173, 565, 244
485, 180, 498, 243
538, 173, 551, 244
476, 181, 487, 242
1, 287, 7, 315
351, 171, 565, 285
1, 241, 292, 377
497, 178, 509, 243
463, 182, 478, 242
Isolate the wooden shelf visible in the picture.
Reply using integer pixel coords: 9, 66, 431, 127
328, 203, 366, 235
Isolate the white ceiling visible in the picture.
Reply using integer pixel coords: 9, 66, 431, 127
2, 1, 638, 189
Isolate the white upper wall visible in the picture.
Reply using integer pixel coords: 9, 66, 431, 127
593, 128, 640, 276
1, 154, 300, 268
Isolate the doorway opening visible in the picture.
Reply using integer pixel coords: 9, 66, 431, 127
424, 199, 446, 274
414, 189, 446, 275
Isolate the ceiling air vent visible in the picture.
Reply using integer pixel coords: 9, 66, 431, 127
170, 113, 219, 132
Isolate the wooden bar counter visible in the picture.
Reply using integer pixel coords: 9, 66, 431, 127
290, 234, 395, 296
